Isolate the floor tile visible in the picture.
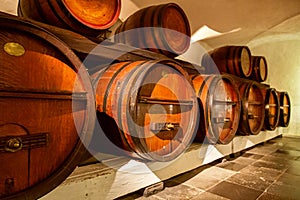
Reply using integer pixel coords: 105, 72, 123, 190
259, 154, 291, 164
190, 191, 230, 200
246, 145, 279, 155
266, 182, 300, 200
275, 172, 300, 186
216, 161, 248, 172
226, 172, 273, 191
200, 166, 237, 180
271, 149, 300, 160
230, 156, 258, 165
241, 153, 264, 160
240, 165, 282, 181
257, 192, 293, 200
178, 174, 221, 191
208, 181, 262, 200
251, 160, 288, 171
154, 184, 202, 200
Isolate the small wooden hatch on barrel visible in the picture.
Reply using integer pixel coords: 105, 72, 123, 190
0, 15, 95, 199
191, 74, 241, 144
18, 0, 121, 37
92, 60, 199, 161
237, 80, 265, 135
277, 91, 291, 127
114, 3, 191, 58
202, 46, 252, 78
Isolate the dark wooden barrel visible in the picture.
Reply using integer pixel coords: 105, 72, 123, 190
237, 81, 265, 135
114, 3, 191, 58
277, 91, 291, 127
202, 46, 252, 78
0, 16, 95, 199
259, 85, 280, 131
18, 0, 121, 37
92, 60, 199, 161
250, 56, 268, 82
191, 74, 241, 144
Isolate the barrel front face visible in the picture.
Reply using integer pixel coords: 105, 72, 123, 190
264, 88, 280, 130
94, 61, 198, 161
62, 0, 121, 29
0, 17, 94, 199
278, 92, 291, 127
238, 82, 265, 135
18, 0, 119, 36
251, 56, 268, 82
192, 75, 240, 144
239, 47, 252, 77
114, 3, 191, 57
160, 4, 191, 55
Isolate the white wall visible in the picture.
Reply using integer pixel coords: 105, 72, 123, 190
247, 15, 300, 137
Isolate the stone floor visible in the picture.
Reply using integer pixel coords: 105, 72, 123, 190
117, 136, 300, 200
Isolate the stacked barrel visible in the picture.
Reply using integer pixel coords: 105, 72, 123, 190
0, 2, 291, 199
201, 45, 291, 136
0, 3, 197, 199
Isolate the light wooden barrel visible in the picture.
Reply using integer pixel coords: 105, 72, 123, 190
92, 60, 199, 161
277, 91, 291, 127
237, 81, 265, 135
191, 74, 241, 144
114, 3, 191, 58
202, 46, 252, 78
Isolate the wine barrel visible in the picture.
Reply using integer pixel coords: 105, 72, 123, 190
202, 46, 252, 78
277, 91, 291, 127
18, 0, 121, 37
259, 86, 280, 131
250, 56, 268, 82
237, 81, 265, 135
92, 60, 199, 161
191, 74, 241, 144
0, 16, 95, 199
114, 3, 191, 58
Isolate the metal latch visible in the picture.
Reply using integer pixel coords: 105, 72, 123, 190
150, 122, 180, 132
0, 132, 49, 153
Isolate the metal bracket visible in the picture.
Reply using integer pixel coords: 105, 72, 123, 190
0, 132, 49, 153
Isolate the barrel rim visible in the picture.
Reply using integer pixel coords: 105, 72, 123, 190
158, 3, 191, 56
61, 0, 121, 30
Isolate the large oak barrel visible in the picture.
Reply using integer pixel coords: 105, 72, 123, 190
191, 74, 241, 144
114, 3, 191, 58
237, 81, 265, 135
92, 60, 199, 161
0, 16, 95, 199
277, 91, 291, 127
202, 46, 252, 78
18, 0, 121, 37
250, 56, 268, 82
259, 85, 280, 131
